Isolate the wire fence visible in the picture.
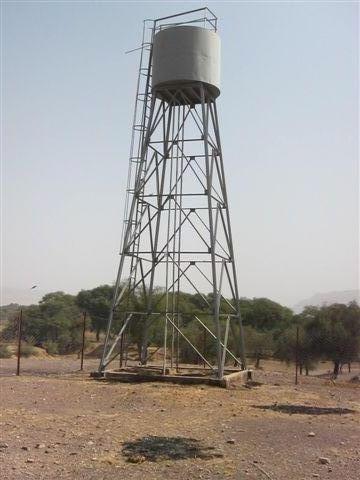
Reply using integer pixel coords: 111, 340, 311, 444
0, 310, 102, 377
1, 310, 359, 384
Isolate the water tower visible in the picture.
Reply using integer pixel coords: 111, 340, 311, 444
96, 8, 247, 386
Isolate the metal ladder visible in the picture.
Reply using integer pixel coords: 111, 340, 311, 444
122, 21, 154, 294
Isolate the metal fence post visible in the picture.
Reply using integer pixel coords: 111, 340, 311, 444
80, 311, 87, 371
119, 331, 124, 368
203, 327, 207, 368
295, 326, 299, 385
16, 309, 23, 376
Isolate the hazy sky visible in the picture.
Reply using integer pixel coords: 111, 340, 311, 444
2, 1, 359, 308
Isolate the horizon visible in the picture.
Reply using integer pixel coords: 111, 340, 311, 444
1, 285, 359, 313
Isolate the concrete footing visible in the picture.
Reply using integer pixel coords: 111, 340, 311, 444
91, 367, 252, 388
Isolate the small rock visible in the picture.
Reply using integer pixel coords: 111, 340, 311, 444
226, 439, 235, 444
69, 452, 77, 456
87, 441, 94, 446
21, 446, 30, 451
35, 444, 46, 449
319, 457, 330, 465
312, 475, 319, 478
0, 443, 9, 449
127, 454, 146, 464
308, 432, 316, 437
26, 458, 35, 463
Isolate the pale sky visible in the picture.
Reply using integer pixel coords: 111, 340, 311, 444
1, 1, 359, 308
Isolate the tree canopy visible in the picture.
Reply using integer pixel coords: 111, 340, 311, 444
1, 285, 359, 373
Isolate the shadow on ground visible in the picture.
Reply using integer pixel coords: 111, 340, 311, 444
253, 404, 356, 415
122, 436, 224, 463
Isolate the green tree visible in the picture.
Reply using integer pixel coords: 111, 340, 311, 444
244, 326, 273, 368
307, 302, 360, 376
275, 324, 317, 375
240, 297, 293, 332
280, 302, 360, 376
76, 285, 114, 341
1, 292, 83, 354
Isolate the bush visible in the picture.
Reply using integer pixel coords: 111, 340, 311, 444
179, 317, 218, 364
243, 326, 273, 368
20, 345, 37, 357
43, 341, 58, 355
56, 332, 82, 354
0, 344, 12, 358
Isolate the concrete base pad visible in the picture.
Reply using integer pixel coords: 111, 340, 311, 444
91, 366, 252, 388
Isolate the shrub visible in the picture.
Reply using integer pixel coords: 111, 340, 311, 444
0, 344, 12, 358
56, 333, 82, 354
179, 318, 217, 364
20, 345, 36, 357
43, 341, 58, 355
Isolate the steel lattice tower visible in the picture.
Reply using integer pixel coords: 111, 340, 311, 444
98, 8, 246, 382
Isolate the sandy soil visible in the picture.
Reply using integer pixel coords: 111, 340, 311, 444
0, 358, 359, 480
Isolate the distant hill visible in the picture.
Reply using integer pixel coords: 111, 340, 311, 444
294, 290, 360, 313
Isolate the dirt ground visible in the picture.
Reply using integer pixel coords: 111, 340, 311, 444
0, 358, 359, 480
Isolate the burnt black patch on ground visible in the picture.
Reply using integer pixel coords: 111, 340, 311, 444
122, 436, 224, 462
253, 404, 356, 415
244, 380, 263, 388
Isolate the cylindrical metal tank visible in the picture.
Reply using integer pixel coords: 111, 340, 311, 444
152, 26, 221, 103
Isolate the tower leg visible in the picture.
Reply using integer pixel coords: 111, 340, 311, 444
200, 86, 223, 378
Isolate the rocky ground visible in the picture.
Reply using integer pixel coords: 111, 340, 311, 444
0, 358, 359, 479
